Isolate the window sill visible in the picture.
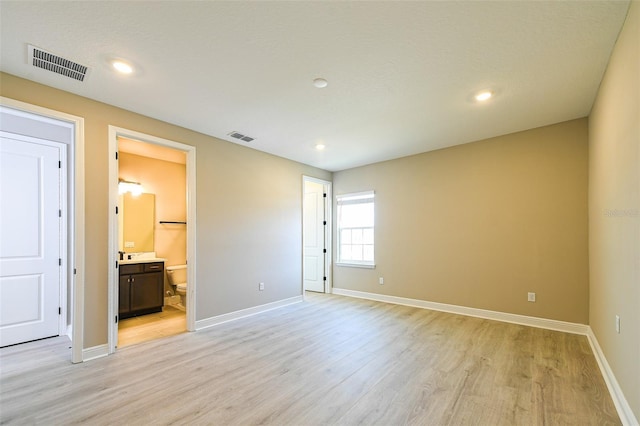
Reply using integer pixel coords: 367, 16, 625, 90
336, 262, 376, 269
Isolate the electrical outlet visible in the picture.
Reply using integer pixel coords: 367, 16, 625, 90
615, 315, 620, 333
259, 282, 264, 291
527, 292, 536, 302
379, 277, 384, 285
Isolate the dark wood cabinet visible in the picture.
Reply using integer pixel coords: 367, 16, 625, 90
119, 262, 164, 319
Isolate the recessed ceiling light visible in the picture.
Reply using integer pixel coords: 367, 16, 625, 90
315, 143, 326, 151
475, 91, 493, 101
112, 60, 133, 74
313, 78, 328, 88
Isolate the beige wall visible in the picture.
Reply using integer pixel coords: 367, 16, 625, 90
333, 118, 589, 324
589, 1, 639, 420
0, 72, 331, 348
119, 152, 187, 294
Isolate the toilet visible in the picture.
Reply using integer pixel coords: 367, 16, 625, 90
166, 265, 187, 308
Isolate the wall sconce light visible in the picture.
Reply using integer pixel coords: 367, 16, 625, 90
118, 179, 143, 196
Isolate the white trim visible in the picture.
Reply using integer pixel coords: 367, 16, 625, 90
332, 288, 589, 334
195, 296, 303, 330
336, 190, 375, 202
58, 142, 68, 340
302, 176, 332, 295
107, 128, 118, 352
586, 328, 639, 426
82, 344, 109, 362
72, 111, 85, 365
0, 97, 85, 364
324, 181, 333, 294
184, 147, 196, 332
108, 126, 197, 354
335, 263, 376, 269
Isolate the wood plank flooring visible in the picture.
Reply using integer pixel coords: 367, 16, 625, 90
0, 293, 620, 425
118, 305, 186, 348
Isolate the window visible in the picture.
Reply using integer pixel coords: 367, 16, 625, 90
337, 191, 375, 267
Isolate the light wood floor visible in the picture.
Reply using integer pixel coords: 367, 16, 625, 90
118, 305, 186, 348
0, 293, 620, 425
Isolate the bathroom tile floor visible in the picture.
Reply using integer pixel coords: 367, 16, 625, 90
117, 305, 186, 348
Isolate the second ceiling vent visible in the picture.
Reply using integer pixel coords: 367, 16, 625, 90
228, 131, 255, 143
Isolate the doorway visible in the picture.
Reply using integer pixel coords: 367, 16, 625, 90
108, 126, 196, 353
0, 98, 84, 362
303, 176, 332, 294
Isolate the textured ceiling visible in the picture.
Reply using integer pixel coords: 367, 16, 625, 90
0, 1, 630, 171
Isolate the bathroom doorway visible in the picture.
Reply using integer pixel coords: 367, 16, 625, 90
108, 127, 196, 353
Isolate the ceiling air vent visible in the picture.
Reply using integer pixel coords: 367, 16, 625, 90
227, 131, 255, 143
28, 44, 88, 82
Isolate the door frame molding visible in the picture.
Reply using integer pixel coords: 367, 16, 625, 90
0, 97, 85, 363
302, 176, 332, 295
107, 126, 196, 354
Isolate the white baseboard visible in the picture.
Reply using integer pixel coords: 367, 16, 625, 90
586, 328, 639, 426
332, 288, 588, 334
332, 287, 636, 425
82, 344, 108, 362
195, 296, 303, 331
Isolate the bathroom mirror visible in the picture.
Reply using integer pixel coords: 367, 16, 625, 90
119, 192, 155, 253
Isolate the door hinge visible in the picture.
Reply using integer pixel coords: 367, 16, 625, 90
58, 160, 61, 168
74, 268, 77, 275
323, 193, 327, 198
115, 206, 119, 215
116, 260, 119, 269
59, 209, 62, 217
115, 151, 118, 160
115, 315, 118, 323
323, 276, 327, 281
323, 221, 327, 226
58, 307, 61, 315
323, 249, 327, 253
59, 258, 62, 266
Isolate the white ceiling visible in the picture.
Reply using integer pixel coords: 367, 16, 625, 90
0, 1, 630, 172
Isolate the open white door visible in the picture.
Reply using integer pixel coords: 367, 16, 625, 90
0, 135, 62, 347
303, 179, 328, 293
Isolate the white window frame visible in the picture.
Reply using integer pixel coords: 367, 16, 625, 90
336, 190, 375, 268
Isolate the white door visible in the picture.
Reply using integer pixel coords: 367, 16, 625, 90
303, 181, 326, 293
0, 135, 62, 347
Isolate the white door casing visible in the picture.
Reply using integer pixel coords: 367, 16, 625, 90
0, 135, 63, 347
303, 179, 328, 293
0, 98, 84, 363
108, 126, 196, 355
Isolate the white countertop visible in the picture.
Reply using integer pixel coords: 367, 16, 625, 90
119, 257, 166, 265
119, 252, 165, 264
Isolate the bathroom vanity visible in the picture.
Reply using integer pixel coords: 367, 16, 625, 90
117, 191, 166, 319
119, 260, 164, 319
